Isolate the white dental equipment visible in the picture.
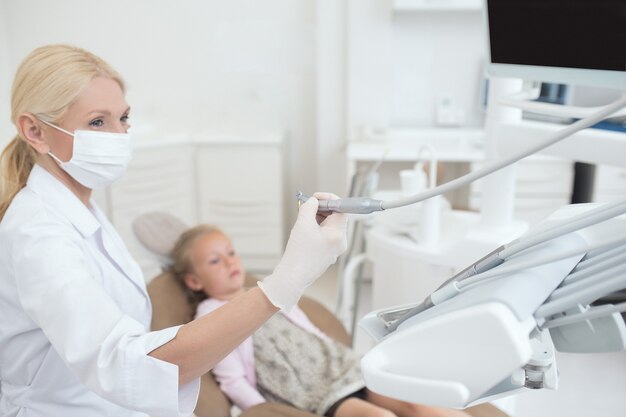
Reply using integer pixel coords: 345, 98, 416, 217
354, 0, 626, 407
296, 0, 626, 409
358, 199, 626, 408
296, 94, 626, 407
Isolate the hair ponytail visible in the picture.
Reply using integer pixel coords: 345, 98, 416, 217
0, 135, 36, 220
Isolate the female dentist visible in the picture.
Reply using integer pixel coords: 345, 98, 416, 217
0, 44, 348, 417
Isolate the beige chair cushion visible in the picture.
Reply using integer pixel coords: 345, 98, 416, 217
132, 212, 189, 258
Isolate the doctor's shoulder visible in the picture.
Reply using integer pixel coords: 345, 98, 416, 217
0, 187, 82, 256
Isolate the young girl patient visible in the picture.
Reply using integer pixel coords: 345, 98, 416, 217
170, 225, 471, 417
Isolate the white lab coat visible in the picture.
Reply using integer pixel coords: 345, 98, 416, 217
0, 165, 200, 417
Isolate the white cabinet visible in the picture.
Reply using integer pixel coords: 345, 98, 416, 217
594, 164, 626, 203
94, 136, 284, 281
195, 142, 284, 273
469, 157, 574, 226
94, 145, 197, 281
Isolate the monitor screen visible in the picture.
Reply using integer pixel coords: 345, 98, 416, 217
485, 0, 626, 88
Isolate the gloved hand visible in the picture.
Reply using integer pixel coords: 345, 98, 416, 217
258, 192, 348, 311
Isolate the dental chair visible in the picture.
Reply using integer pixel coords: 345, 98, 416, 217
148, 269, 351, 417
134, 212, 509, 417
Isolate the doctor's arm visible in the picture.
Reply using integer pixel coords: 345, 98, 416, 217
150, 193, 348, 386
150, 287, 277, 386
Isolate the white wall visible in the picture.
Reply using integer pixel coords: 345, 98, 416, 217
315, 0, 347, 194
390, 11, 486, 128
0, 2, 12, 148
0, 0, 318, 228
345, 2, 486, 137
346, 0, 394, 139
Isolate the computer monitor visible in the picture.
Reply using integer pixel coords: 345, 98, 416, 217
484, 0, 626, 89
483, 0, 626, 169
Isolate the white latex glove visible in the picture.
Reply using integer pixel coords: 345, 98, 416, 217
258, 192, 348, 311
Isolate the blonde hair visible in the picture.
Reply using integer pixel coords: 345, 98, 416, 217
169, 224, 222, 304
0, 44, 125, 220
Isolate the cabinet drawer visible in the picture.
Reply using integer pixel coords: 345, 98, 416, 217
105, 146, 197, 281
110, 146, 196, 224
196, 144, 284, 257
195, 146, 282, 201
221, 225, 283, 256
205, 202, 282, 254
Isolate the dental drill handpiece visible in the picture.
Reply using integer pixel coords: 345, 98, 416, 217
295, 191, 385, 214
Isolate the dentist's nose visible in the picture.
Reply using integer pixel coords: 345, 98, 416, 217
112, 123, 127, 134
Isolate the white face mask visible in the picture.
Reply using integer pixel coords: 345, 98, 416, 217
39, 119, 132, 189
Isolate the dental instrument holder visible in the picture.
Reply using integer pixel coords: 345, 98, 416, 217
353, 88, 626, 408
359, 204, 626, 408
295, 81, 626, 408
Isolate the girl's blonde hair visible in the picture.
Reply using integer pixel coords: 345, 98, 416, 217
169, 224, 221, 305
0, 44, 125, 220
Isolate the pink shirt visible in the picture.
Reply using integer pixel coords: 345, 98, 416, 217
195, 297, 331, 410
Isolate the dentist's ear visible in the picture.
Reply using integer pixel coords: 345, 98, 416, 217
16, 113, 50, 154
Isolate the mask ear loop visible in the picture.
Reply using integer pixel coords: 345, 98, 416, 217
47, 151, 65, 165
37, 118, 74, 137
36, 117, 74, 164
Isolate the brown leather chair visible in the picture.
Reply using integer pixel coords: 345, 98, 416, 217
147, 271, 510, 417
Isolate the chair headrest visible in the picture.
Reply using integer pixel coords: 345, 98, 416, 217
132, 212, 189, 260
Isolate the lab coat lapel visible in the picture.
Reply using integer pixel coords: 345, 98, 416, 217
27, 165, 100, 237
26, 165, 148, 301
89, 203, 149, 299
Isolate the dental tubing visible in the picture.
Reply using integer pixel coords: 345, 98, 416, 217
297, 93, 626, 215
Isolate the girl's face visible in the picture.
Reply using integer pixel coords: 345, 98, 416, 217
184, 231, 246, 301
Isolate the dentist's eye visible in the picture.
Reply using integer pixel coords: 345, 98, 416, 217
121, 114, 130, 124
89, 119, 104, 128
